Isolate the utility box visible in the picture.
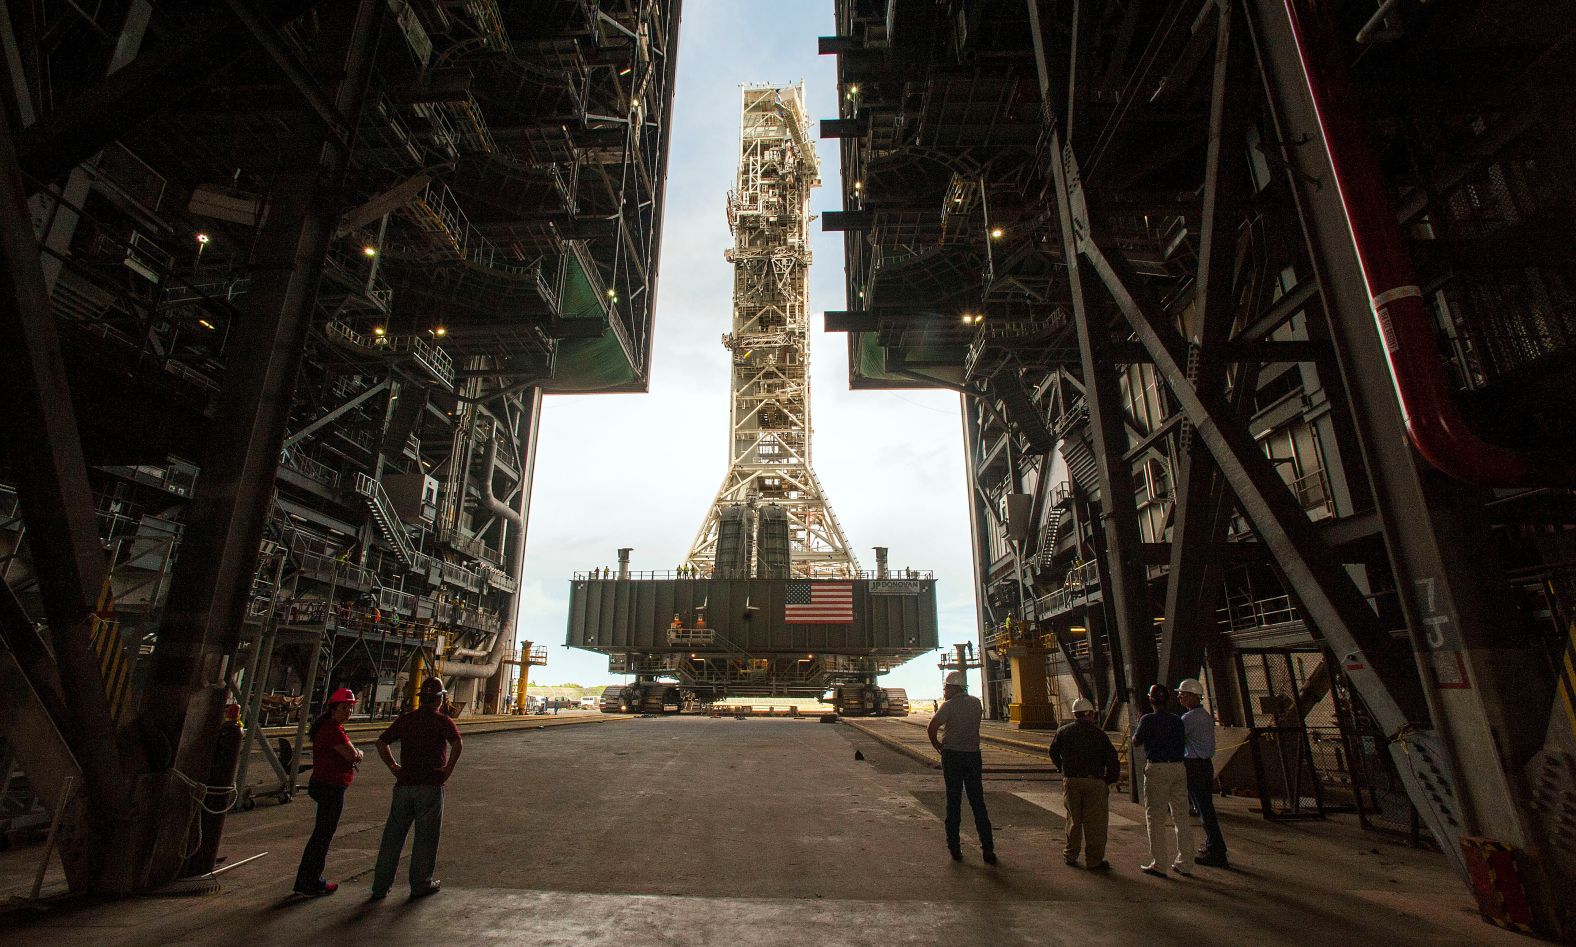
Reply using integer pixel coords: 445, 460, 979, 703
382, 473, 439, 525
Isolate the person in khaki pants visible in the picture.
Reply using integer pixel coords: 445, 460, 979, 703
1133, 683, 1193, 876
1048, 698, 1121, 869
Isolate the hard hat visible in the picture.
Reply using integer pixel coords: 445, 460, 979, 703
1177, 678, 1205, 697
327, 687, 357, 705
944, 671, 967, 687
1072, 698, 1095, 714
419, 677, 446, 694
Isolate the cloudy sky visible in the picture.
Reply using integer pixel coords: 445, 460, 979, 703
515, 0, 982, 700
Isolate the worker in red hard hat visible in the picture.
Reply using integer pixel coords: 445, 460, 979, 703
293, 687, 363, 897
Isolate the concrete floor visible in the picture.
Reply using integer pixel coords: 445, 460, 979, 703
0, 716, 1519, 945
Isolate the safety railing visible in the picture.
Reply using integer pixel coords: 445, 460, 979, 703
574, 568, 934, 581
1217, 594, 1302, 633
668, 628, 716, 646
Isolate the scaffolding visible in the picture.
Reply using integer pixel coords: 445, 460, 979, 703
686, 86, 858, 578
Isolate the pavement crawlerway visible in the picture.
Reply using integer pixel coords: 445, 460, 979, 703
0, 716, 1519, 946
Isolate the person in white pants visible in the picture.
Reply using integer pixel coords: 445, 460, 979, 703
1133, 683, 1193, 875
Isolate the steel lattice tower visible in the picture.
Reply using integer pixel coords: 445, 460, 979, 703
685, 85, 859, 578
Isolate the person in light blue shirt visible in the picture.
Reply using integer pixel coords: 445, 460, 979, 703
1178, 678, 1228, 867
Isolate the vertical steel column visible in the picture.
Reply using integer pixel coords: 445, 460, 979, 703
962, 396, 998, 715
1158, 1, 1254, 685
1246, 0, 1570, 928
1048, 133, 1157, 762
0, 75, 124, 882
141, 0, 385, 885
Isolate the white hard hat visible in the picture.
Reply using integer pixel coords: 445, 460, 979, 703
1177, 678, 1206, 696
944, 671, 967, 687
1072, 698, 1095, 714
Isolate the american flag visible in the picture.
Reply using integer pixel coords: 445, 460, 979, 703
785, 581, 854, 623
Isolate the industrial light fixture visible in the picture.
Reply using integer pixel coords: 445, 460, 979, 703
432, 326, 447, 337
961, 313, 975, 325
195, 232, 210, 245
847, 84, 860, 96
853, 180, 862, 191
606, 288, 617, 297
990, 227, 1004, 239
1069, 625, 1087, 635
619, 66, 632, 76
197, 318, 216, 330
373, 326, 386, 336
363, 245, 378, 258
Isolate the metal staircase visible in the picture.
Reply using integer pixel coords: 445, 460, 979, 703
988, 367, 1055, 454
353, 473, 418, 566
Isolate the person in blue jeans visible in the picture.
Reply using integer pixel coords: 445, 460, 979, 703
1177, 678, 1229, 867
927, 671, 996, 864
371, 676, 463, 899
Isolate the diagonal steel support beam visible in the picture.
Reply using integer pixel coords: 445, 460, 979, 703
1056, 134, 1469, 874
282, 378, 390, 448
141, 0, 386, 886
1159, 0, 1254, 685
223, 0, 352, 148
1048, 141, 1155, 769
0, 91, 125, 876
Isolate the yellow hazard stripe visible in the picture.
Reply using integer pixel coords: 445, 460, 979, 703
89, 615, 132, 727
1560, 641, 1576, 743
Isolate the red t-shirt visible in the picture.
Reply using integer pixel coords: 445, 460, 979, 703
379, 708, 462, 786
310, 722, 356, 787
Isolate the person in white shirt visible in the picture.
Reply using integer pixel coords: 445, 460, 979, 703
927, 671, 996, 864
1177, 678, 1228, 867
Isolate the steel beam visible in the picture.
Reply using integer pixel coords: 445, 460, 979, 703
223, 0, 352, 148
15, 0, 316, 187
1245, 0, 1571, 922
1047, 142, 1156, 775
0, 91, 125, 882
141, 0, 385, 886
1055, 126, 1475, 873
1158, 1, 1252, 686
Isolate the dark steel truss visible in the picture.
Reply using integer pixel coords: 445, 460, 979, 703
825, 0, 1576, 936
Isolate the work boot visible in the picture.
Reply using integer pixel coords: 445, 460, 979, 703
1087, 861, 1112, 872
410, 880, 442, 898
949, 845, 962, 862
1194, 852, 1230, 868
982, 849, 998, 865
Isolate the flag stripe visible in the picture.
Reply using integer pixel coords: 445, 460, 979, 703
785, 581, 854, 623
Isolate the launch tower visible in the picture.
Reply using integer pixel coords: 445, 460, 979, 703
684, 85, 858, 578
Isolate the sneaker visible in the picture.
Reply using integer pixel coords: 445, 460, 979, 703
982, 850, 998, 865
1171, 860, 1191, 876
1064, 857, 1080, 867
293, 881, 337, 897
949, 847, 963, 862
410, 880, 442, 898
1139, 862, 1166, 877
1087, 861, 1113, 871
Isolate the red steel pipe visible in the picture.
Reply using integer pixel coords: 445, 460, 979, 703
1279, 1, 1571, 488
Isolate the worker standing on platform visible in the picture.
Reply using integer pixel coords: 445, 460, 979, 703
293, 687, 362, 897
1177, 678, 1229, 868
1048, 697, 1120, 870
927, 671, 996, 864
1134, 683, 1192, 876
371, 677, 463, 900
